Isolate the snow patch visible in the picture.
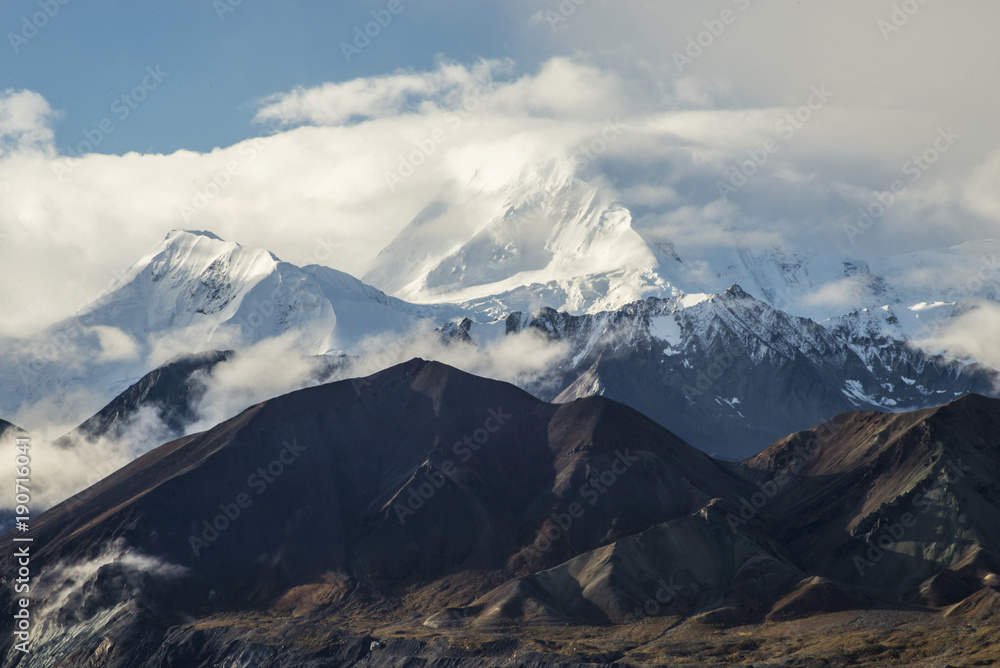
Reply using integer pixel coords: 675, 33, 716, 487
678, 293, 712, 308
648, 314, 681, 344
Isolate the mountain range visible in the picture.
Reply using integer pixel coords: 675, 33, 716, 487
2, 359, 998, 666
1, 229, 998, 464
1, 185, 999, 666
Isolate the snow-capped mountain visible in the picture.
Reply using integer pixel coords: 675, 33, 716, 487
356, 159, 1000, 331
487, 286, 998, 458
2, 224, 997, 461
363, 159, 665, 318
0, 230, 463, 426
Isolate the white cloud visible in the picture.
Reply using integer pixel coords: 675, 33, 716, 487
917, 302, 1000, 374
147, 322, 235, 370
486, 57, 625, 119
2, 41, 1000, 341
798, 277, 867, 311
355, 325, 570, 392
253, 59, 513, 127
964, 148, 1000, 221
0, 89, 57, 157
30, 539, 186, 645
186, 332, 329, 433
91, 325, 141, 363
5, 404, 176, 512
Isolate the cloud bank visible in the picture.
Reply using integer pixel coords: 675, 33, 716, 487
0, 35, 998, 337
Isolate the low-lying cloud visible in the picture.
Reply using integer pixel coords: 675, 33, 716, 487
185, 332, 331, 434
340, 324, 570, 395
3, 320, 569, 513
7, 404, 176, 513
916, 302, 1000, 378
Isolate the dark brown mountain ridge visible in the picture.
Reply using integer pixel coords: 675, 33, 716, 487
2, 359, 999, 666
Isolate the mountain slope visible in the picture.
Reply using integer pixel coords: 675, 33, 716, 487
63, 350, 234, 445
742, 394, 1000, 603
0, 359, 752, 666
2, 365, 1000, 666
435, 500, 806, 628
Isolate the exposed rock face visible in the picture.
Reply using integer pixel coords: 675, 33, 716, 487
65, 349, 234, 444
507, 288, 999, 459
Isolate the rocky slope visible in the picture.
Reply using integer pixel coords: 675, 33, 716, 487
62, 350, 234, 445
1, 361, 999, 666
741, 393, 1000, 604
500, 288, 999, 458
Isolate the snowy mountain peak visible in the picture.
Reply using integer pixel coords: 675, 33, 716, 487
0, 232, 464, 426
87, 231, 463, 356
87, 231, 285, 334
362, 159, 663, 316
356, 152, 1000, 324
167, 229, 225, 242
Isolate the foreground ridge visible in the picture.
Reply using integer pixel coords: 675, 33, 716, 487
1, 361, 999, 666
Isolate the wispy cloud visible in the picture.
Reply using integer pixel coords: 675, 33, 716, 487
253, 59, 513, 127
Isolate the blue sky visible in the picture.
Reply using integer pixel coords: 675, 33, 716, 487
2, 0, 536, 154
